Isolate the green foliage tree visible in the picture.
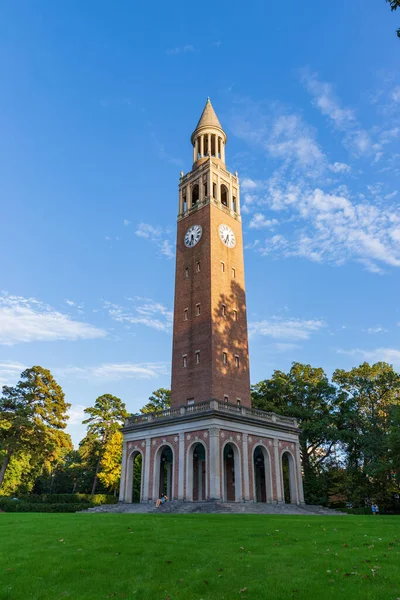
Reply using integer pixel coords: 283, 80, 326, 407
386, 0, 400, 37
97, 430, 124, 494
252, 362, 342, 503
0, 366, 71, 491
333, 362, 400, 508
81, 394, 128, 495
140, 388, 171, 414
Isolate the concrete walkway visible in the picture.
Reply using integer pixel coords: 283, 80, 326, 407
84, 501, 345, 516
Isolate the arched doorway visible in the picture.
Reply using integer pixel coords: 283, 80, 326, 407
220, 184, 228, 207
154, 445, 174, 500
125, 450, 143, 503
188, 442, 206, 501
282, 451, 297, 504
223, 443, 241, 502
253, 446, 272, 503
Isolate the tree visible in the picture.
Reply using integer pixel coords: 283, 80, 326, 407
82, 394, 128, 495
386, 0, 400, 37
0, 366, 71, 490
252, 362, 341, 503
140, 388, 171, 414
97, 430, 124, 494
333, 362, 400, 508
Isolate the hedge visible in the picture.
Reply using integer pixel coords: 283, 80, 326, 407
9, 493, 118, 505
0, 498, 94, 513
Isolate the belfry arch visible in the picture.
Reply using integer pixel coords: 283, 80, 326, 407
153, 444, 174, 500
281, 451, 298, 504
253, 445, 273, 503
186, 442, 207, 501
222, 442, 242, 502
124, 449, 143, 503
220, 184, 228, 207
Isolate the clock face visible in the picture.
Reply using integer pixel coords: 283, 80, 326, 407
219, 224, 236, 248
184, 224, 202, 248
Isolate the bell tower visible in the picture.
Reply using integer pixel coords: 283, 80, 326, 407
171, 99, 251, 408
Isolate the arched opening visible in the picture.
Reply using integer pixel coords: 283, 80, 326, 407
220, 184, 228, 207
192, 184, 199, 206
192, 443, 206, 501
125, 450, 143, 503
223, 443, 241, 502
253, 446, 272, 503
282, 451, 297, 504
157, 445, 174, 500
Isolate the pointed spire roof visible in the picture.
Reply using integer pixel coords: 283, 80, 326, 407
191, 98, 226, 143
195, 98, 223, 130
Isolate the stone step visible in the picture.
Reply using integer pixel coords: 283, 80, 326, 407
83, 501, 346, 516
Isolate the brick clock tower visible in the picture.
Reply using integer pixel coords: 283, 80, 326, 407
120, 100, 304, 506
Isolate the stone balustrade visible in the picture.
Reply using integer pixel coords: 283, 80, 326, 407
124, 399, 298, 429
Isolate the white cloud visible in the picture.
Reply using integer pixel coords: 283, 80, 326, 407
267, 114, 325, 169
123, 219, 131, 226
249, 178, 400, 271
0, 293, 107, 345
241, 178, 258, 191
249, 317, 325, 341
392, 86, 400, 103
364, 326, 388, 334
338, 348, 400, 369
0, 361, 26, 387
58, 362, 169, 381
166, 45, 195, 56
300, 69, 378, 159
104, 297, 173, 333
67, 404, 87, 425
329, 162, 351, 174
248, 214, 278, 229
135, 223, 174, 259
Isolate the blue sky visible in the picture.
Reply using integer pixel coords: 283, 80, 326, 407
1, 1, 399, 446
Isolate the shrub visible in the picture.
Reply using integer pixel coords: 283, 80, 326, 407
0, 498, 93, 513
7, 493, 117, 505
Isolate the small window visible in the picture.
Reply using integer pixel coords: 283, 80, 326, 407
221, 261, 225, 273
196, 261, 201, 272
183, 196, 187, 212
185, 267, 189, 278
232, 196, 237, 212
184, 308, 188, 321
213, 182, 216, 198
222, 304, 226, 317
196, 303, 201, 316
236, 398, 241, 406
204, 182, 208, 197
232, 267, 236, 278
233, 310, 238, 321
223, 352, 228, 365
195, 350, 200, 364
224, 395, 229, 403
235, 355, 239, 368
187, 397, 194, 405
183, 355, 187, 368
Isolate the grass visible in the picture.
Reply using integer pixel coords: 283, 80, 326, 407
0, 514, 399, 600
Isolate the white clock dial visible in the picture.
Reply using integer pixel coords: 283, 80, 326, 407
184, 224, 202, 248
219, 224, 236, 248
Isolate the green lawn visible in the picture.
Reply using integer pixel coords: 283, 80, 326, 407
0, 514, 399, 600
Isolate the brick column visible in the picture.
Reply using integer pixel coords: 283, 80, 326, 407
242, 433, 250, 501
273, 440, 283, 502
118, 441, 128, 502
295, 442, 305, 503
143, 438, 151, 501
178, 433, 185, 499
209, 427, 221, 500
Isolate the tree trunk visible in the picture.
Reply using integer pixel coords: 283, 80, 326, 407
91, 455, 101, 496
0, 449, 13, 489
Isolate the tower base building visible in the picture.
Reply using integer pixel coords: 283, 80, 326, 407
119, 100, 304, 505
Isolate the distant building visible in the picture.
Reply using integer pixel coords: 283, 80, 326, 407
119, 99, 304, 504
